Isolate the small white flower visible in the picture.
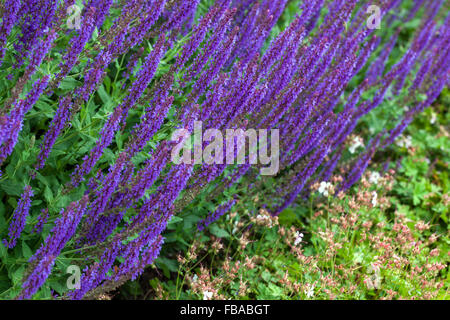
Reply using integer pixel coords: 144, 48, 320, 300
371, 191, 378, 207
349, 136, 364, 154
430, 112, 437, 124
395, 135, 412, 148
404, 136, 412, 148
294, 231, 304, 246
192, 274, 198, 283
367, 263, 382, 289
304, 284, 315, 298
203, 291, 213, 300
256, 214, 267, 221
369, 171, 381, 184
318, 181, 332, 196
232, 219, 239, 234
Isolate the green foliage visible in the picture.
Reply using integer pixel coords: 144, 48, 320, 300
0, 0, 448, 300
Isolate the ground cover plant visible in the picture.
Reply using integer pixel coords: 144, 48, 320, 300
0, 0, 448, 300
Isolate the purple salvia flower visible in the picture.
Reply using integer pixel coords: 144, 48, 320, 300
0, 76, 50, 165
129, 235, 163, 281
122, 0, 166, 49
184, 8, 236, 85
173, 3, 222, 72
121, 47, 145, 88
114, 222, 164, 281
288, 113, 334, 166
303, 0, 324, 34
197, 199, 236, 231
126, 95, 174, 156
161, 0, 200, 34
81, 152, 128, 244
405, 0, 426, 22
18, 197, 90, 298
382, 115, 414, 149
0, 0, 22, 65
119, 35, 167, 118
190, 26, 240, 99
275, 143, 331, 214
317, 147, 344, 183
92, 0, 114, 29
29, 195, 89, 264
18, 255, 56, 299
54, 5, 97, 87
409, 54, 434, 93
3, 185, 34, 249
76, 25, 127, 101
36, 95, 73, 170
129, 141, 172, 201
70, 106, 122, 187
25, 28, 58, 78
70, 36, 167, 187
366, 31, 399, 84
131, 162, 194, 228
67, 234, 121, 299
32, 208, 49, 234
13, 0, 59, 69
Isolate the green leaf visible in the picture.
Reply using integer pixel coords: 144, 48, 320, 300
11, 265, 25, 285
0, 180, 23, 196
97, 85, 111, 105
169, 216, 183, 224
43, 185, 53, 203
21, 241, 32, 259
278, 208, 298, 227
59, 78, 81, 91
417, 93, 427, 102
156, 257, 178, 278
49, 281, 67, 295
0, 241, 7, 259
209, 225, 229, 238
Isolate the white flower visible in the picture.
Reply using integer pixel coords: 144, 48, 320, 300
367, 263, 382, 289
430, 112, 437, 124
294, 231, 304, 246
304, 284, 315, 298
369, 171, 381, 184
232, 219, 239, 234
371, 191, 378, 207
256, 214, 268, 222
349, 136, 364, 154
404, 136, 412, 148
203, 291, 213, 300
318, 181, 332, 196
192, 274, 198, 283
395, 135, 412, 148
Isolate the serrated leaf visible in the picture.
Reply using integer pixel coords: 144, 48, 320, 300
11, 265, 25, 285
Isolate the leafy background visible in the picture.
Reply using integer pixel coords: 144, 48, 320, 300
0, 0, 448, 299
